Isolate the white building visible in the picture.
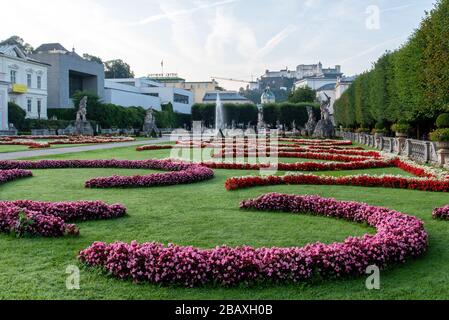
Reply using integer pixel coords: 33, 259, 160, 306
335, 76, 356, 100
104, 78, 193, 114
0, 45, 48, 120
294, 77, 338, 91
0, 72, 8, 131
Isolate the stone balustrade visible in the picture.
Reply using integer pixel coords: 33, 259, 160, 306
336, 131, 443, 166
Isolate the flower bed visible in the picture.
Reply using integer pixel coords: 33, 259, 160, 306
225, 173, 449, 192
79, 193, 427, 287
0, 169, 33, 185
432, 206, 449, 220
0, 159, 215, 189
214, 151, 373, 162
202, 159, 394, 172
0, 200, 126, 238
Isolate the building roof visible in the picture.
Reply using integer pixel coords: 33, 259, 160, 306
316, 83, 336, 91
203, 91, 251, 102
35, 43, 68, 53
0, 45, 50, 66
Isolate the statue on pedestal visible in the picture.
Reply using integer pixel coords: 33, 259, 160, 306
313, 93, 335, 138
143, 107, 160, 137
304, 106, 317, 136
74, 96, 94, 136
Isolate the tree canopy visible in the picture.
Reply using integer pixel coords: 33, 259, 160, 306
104, 59, 135, 79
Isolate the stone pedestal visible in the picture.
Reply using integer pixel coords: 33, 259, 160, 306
313, 119, 334, 139
396, 137, 406, 155
438, 149, 449, 167
75, 120, 94, 136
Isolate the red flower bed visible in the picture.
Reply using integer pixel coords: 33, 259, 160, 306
215, 151, 373, 162
0, 159, 214, 189
0, 200, 126, 238
136, 145, 175, 151
225, 173, 449, 192
279, 139, 353, 146
202, 159, 394, 172
79, 193, 427, 287
0, 169, 33, 185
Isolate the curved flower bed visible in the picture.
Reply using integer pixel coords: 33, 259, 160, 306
79, 193, 427, 287
0, 159, 214, 189
432, 206, 449, 220
0, 200, 126, 237
0, 169, 33, 185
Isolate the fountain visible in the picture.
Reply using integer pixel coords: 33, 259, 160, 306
215, 93, 225, 137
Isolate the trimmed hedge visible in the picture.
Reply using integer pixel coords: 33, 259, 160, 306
192, 102, 319, 129
334, 0, 449, 137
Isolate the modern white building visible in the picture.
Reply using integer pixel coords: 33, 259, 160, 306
203, 91, 253, 104
104, 78, 193, 114
0, 45, 49, 120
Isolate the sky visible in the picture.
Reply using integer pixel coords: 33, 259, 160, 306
0, 0, 437, 90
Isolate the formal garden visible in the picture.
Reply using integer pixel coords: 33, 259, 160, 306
1, 135, 449, 300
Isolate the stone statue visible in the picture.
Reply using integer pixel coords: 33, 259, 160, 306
320, 92, 331, 121
73, 96, 94, 136
143, 107, 160, 137
313, 93, 334, 138
144, 108, 155, 126
76, 96, 88, 122
304, 106, 317, 136
257, 105, 265, 129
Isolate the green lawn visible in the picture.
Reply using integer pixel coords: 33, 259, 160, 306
0, 146, 448, 300
0, 144, 90, 153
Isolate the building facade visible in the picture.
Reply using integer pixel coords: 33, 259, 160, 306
104, 78, 193, 114
0, 45, 49, 120
203, 91, 253, 104
0, 72, 8, 131
259, 62, 343, 92
147, 74, 220, 104
31, 43, 104, 109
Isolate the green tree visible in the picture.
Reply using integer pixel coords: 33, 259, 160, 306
288, 86, 316, 103
8, 102, 26, 131
83, 54, 103, 65
0, 35, 34, 54
104, 59, 135, 79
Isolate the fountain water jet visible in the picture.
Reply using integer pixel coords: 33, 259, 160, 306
215, 93, 225, 137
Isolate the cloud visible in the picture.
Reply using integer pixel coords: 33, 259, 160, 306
255, 25, 298, 59
132, 0, 240, 25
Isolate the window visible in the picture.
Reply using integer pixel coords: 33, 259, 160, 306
27, 99, 32, 113
27, 74, 32, 87
37, 100, 42, 119
37, 76, 42, 89
174, 93, 189, 104
10, 70, 17, 84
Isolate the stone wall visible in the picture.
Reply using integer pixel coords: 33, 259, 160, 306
336, 131, 446, 167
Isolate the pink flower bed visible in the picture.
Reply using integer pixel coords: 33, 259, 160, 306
0, 169, 33, 185
0, 159, 214, 189
79, 193, 427, 287
432, 206, 449, 220
0, 200, 126, 237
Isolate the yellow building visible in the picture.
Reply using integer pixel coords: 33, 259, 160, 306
147, 74, 220, 104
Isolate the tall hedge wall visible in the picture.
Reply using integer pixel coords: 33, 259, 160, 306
334, 0, 449, 137
192, 102, 319, 129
